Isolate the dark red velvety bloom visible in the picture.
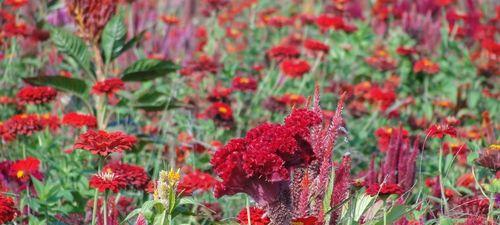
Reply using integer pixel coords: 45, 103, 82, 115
103, 162, 150, 190
304, 39, 329, 54
365, 183, 404, 196
62, 112, 97, 128
232, 76, 258, 92
92, 78, 125, 96
266, 45, 300, 62
73, 130, 137, 156
89, 171, 127, 193
0, 194, 18, 224
16, 86, 57, 105
211, 108, 321, 203
177, 170, 217, 196
9, 157, 43, 182
236, 207, 270, 225
280, 59, 310, 78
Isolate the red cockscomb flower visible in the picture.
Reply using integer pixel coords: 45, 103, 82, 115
62, 112, 97, 128
103, 162, 150, 190
73, 130, 137, 156
365, 183, 404, 196
304, 39, 329, 54
0, 194, 18, 224
413, 58, 440, 74
232, 76, 258, 92
16, 86, 57, 105
266, 45, 300, 62
9, 157, 43, 182
177, 170, 217, 196
89, 171, 127, 193
375, 127, 409, 152
236, 207, 270, 225
280, 59, 310, 78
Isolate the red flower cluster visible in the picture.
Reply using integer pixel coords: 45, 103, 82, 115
73, 130, 137, 156
413, 58, 440, 74
180, 56, 219, 76
280, 59, 311, 78
232, 76, 258, 92
16, 86, 57, 105
211, 108, 321, 201
177, 170, 217, 196
304, 39, 329, 54
236, 207, 270, 225
9, 157, 43, 183
0, 194, 18, 224
205, 102, 234, 126
365, 182, 404, 196
103, 162, 150, 190
426, 123, 457, 138
315, 14, 357, 33
365, 48, 397, 71
62, 112, 97, 128
1, 114, 44, 140
375, 127, 409, 152
89, 171, 127, 193
92, 78, 125, 96
266, 45, 300, 62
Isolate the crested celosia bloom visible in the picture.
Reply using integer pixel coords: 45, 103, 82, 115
73, 130, 137, 156
62, 112, 97, 128
66, 0, 118, 42
103, 162, 150, 190
365, 182, 404, 196
266, 45, 300, 62
304, 39, 329, 54
0, 194, 18, 224
232, 76, 258, 92
280, 59, 311, 78
236, 207, 270, 225
177, 170, 217, 196
89, 171, 127, 193
413, 58, 440, 74
375, 127, 409, 152
16, 86, 57, 105
9, 157, 43, 182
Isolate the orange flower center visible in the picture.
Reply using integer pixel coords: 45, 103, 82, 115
218, 107, 228, 114
17, 170, 24, 178
239, 77, 250, 84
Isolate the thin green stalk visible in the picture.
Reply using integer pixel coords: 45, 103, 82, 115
438, 147, 448, 214
103, 192, 108, 225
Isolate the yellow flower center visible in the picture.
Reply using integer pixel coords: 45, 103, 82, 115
489, 144, 500, 151
218, 107, 228, 114
239, 77, 249, 84
17, 170, 24, 178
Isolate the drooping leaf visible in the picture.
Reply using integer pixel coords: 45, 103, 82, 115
373, 205, 407, 225
122, 59, 179, 82
101, 14, 127, 64
23, 76, 88, 96
50, 27, 94, 76
112, 30, 146, 60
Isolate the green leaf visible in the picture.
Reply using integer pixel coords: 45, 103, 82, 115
374, 205, 407, 225
122, 59, 179, 82
23, 76, 88, 96
101, 14, 127, 64
31, 177, 45, 197
112, 30, 145, 60
50, 27, 94, 76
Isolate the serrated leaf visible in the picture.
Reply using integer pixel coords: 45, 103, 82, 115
122, 59, 179, 82
112, 30, 145, 60
50, 27, 94, 76
101, 14, 127, 64
23, 76, 88, 96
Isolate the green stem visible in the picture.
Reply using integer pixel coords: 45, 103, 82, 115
91, 189, 99, 225
103, 192, 108, 225
438, 146, 448, 214
383, 200, 387, 225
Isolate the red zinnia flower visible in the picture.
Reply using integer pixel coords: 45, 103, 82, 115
16, 86, 57, 105
292, 216, 317, 225
236, 207, 270, 225
266, 45, 300, 62
0, 194, 18, 224
177, 170, 217, 196
280, 59, 310, 78
39, 114, 60, 132
103, 162, 150, 190
232, 76, 258, 92
304, 39, 329, 54
160, 15, 180, 25
5, 0, 29, 8
2, 114, 44, 137
365, 183, 404, 196
73, 130, 137, 156
9, 157, 43, 182
92, 78, 125, 96
315, 14, 357, 33
205, 102, 234, 122
279, 93, 306, 106
89, 171, 127, 193
413, 58, 440, 74
62, 112, 97, 128
426, 123, 457, 138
